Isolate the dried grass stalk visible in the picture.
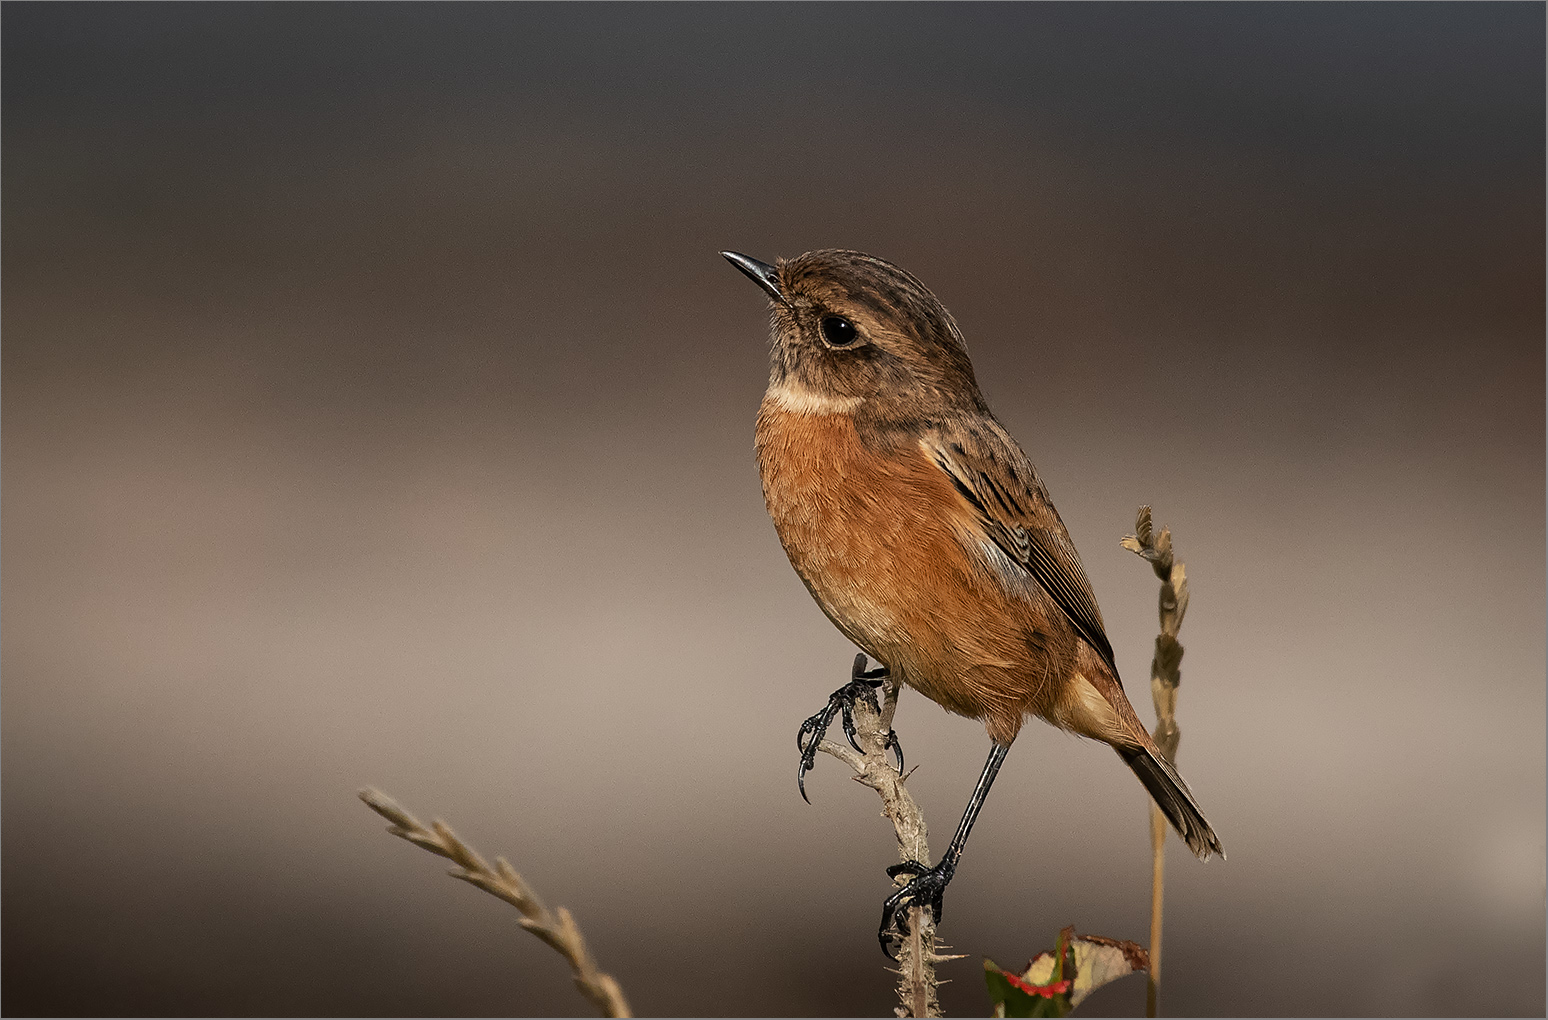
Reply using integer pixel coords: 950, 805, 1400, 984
359, 788, 632, 1018
1120, 506, 1190, 1019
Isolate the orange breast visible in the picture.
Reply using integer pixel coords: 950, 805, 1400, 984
755, 401, 1070, 742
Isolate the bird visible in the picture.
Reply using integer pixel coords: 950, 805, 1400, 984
721, 248, 1223, 955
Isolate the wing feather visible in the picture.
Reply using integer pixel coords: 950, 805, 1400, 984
923, 424, 1118, 675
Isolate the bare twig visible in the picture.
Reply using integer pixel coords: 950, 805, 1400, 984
814, 656, 964, 1017
359, 788, 632, 1019
1120, 506, 1189, 1019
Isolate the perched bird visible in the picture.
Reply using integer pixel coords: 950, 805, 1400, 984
722, 248, 1223, 954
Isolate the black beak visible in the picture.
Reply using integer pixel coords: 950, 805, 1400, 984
721, 251, 788, 307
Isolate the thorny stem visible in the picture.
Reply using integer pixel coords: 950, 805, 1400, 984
815, 659, 964, 1018
359, 788, 632, 1019
1121, 506, 1190, 1019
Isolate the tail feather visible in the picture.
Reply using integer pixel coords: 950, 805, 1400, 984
1119, 745, 1224, 861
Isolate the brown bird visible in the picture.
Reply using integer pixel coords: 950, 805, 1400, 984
722, 248, 1223, 955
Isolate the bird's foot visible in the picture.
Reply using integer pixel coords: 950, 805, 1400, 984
878, 858, 956, 958
796, 653, 904, 802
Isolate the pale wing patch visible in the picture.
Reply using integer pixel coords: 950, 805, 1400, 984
974, 533, 1039, 596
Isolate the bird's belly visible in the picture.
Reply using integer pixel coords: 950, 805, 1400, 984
755, 404, 1059, 729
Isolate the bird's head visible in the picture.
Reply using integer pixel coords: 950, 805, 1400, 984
722, 249, 987, 419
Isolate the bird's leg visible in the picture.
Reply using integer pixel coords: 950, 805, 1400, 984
879, 740, 1011, 957
796, 653, 905, 802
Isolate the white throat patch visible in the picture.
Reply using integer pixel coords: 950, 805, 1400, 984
764, 379, 863, 416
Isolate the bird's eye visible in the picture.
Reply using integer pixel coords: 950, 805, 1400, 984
820, 316, 859, 347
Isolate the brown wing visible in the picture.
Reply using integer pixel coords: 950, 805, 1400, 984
921, 421, 1118, 676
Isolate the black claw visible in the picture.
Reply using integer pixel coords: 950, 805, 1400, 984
794, 655, 897, 802
877, 858, 957, 958
840, 702, 866, 754
797, 701, 842, 804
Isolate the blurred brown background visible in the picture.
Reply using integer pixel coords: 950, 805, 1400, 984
4, 3, 1544, 1016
